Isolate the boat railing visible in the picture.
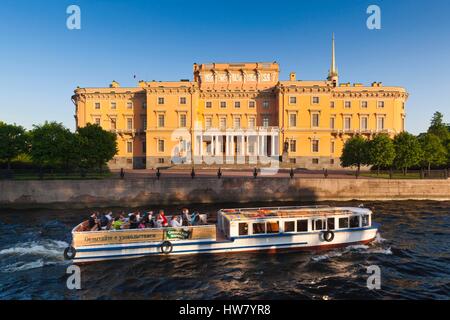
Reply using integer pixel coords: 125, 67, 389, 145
219, 205, 331, 214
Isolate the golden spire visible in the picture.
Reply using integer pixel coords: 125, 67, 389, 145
328, 33, 338, 84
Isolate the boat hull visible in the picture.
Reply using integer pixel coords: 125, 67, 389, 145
71, 226, 378, 263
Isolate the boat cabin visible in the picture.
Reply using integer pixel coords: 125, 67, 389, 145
217, 206, 372, 239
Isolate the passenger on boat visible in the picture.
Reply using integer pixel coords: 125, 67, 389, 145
129, 213, 139, 229
170, 215, 182, 228
99, 213, 111, 230
111, 216, 123, 230
88, 212, 100, 231
181, 208, 191, 226
157, 210, 168, 227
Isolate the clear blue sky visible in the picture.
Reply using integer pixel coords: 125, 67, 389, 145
0, 0, 449, 134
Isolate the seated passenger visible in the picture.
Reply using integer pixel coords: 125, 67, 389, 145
190, 212, 200, 226
157, 210, 168, 227
88, 212, 98, 231
111, 217, 123, 230
129, 213, 139, 229
170, 215, 182, 228
99, 213, 111, 230
181, 208, 191, 226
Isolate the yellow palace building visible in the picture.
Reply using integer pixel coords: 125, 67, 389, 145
72, 35, 408, 169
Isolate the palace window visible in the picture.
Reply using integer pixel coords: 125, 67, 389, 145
158, 114, 165, 127
344, 116, 351, 130
345, 101, 351, 108
158, 97, 164, 105
234, 101, 241, 108
263, 101, 269, 108
289, 96, 297, 104
378, 101, 385, 108
158, 158, 165, 164
95, 102, 101, 110
179, 114, 187, 128
361, 101, 368, 108
311, 113, 320, 127
142, 118, 147, 130
127, 102, 133, 109
110, 118, 116, 130
262, 116, 269, 127
234, 117, 241, 129
330, 117, 335, 129
330, 140, 335, 153
205, 117, 212, 129
142, 102, 147, 109
289, 113, 297, 127
220, 117, 227, 130
127, 118, 133, 130
206, 101, 212, 108
252, 222, 266, 234
111, 102, 117, 109
248, 117, 256, 129
220, 101, 227, 108
330, 101, 335, 108
180, 97, 187, 105
360, 116, 368, 130
297, 219, 308, 232
142, 141, 146, 153
158, 139, 165, 152
94, 117, 101, 125
284, 221, 295, 232
311, 139, 319, 153
238, 223, 248, 236
249, 100, 256, 108
312, 96, 320, 104
377, 116, 385, 130
290, 139, 296, 153
312, 158, 319, 164
127, 141, 133, 153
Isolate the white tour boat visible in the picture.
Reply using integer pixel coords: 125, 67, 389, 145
64, 205, 379, 263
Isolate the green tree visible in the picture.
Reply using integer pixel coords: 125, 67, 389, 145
340, 135, 369, 176
0, 122, 28, 170
428, 111, 450, 142
419, 133, 447, 174
29, 122, 77, 170
77, 123, 118, 170
393, 132, 422, 174
367, 133, 395, 175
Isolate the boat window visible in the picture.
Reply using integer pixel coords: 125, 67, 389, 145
252, 222, 266, 234
239, 223, 248, 236
350, 215, 360, 228
327, 217, 335, 230
284, 221, 295, 232
266, 221, 279, 234
339, 217, 349, 229
297, 219, 308, 232
361, 214, 370, 227
313, 219, 325, 231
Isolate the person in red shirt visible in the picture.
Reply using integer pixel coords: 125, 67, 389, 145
157, 210, 168, 227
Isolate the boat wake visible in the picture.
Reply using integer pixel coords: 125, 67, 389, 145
0, 240, 69, 273
312, 234, 392, 262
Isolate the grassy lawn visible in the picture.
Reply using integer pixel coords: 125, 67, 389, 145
361, 172, 438, 179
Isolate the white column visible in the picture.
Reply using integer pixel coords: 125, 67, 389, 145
199, 135, 203, 157
271, 134, 275, 157
225, 134, 230, 156
241, 135, 245, 156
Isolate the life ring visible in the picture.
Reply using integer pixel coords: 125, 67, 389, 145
322, 230, 335, 242
64, 246, 77, 260
160, 241, 173, 254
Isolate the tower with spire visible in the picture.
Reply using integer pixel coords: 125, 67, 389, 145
327, 33, 339, 87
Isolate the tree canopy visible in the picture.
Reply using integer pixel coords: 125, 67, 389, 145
340, 135, 369, 175
393, 132, 422, 173
0, 122, 28, 169
367, 133, 395, 172
419, 133, 447, 171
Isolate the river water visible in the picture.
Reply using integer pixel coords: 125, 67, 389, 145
0, 200, 449, 300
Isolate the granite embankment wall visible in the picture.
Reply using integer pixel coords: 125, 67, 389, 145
1, 178, 449, 209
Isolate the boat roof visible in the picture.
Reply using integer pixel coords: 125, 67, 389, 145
219, 206, 372, 222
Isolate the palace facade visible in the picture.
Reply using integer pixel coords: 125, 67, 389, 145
72, 36, 408, 169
